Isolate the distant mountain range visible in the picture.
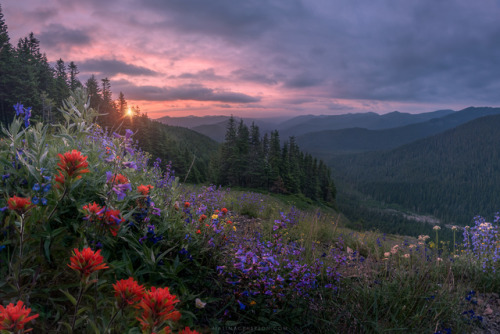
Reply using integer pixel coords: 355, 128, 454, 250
156, 109, 457, 142
296, 107, 500, 155
278, 109, 455, 138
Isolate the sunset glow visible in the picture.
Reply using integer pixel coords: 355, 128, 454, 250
3, 1, 500, 118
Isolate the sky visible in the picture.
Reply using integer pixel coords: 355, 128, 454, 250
3, 0, 500, 119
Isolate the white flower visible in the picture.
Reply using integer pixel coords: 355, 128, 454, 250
403, 254, 410, 258
195, 298, 207, 309
433, 226, 441, 231
451, 225, 458, 231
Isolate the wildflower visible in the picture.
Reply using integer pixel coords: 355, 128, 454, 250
122, 161, 138, 170
137, 286, 181, 332
137, 184, 154, 196
195, 298, 206, 309
103, 209, 124, 236
390, 245, 399, 254
55, 150, 90, 186
437, 258, 443, 262
451, 225, 458, 231
198, 214, 207, 222
7, 196, 33, 214
433, 226, 441, 230
211, 214, 218, 220
0, 300, 39, 332
403, 254, 410, 258
384, 252, 391, 258
113, 277, 145, 307
13, 103, 32, 127
107, 173, 131, 200
184, 202, 190, 208
68, 247, 109, 279
221, 208, 228, 215
249, 300, 257, 306
196, 229, 201, 234
82, 202, 104, 221
107, 173, 129, 185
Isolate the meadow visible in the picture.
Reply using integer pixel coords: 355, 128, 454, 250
1, 90, 500, 333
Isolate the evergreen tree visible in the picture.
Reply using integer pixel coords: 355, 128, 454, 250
117, 91, 127, 116
68, 61, 81, 91
235, 120, 250, 186
85, 75, 102, 111
247, 122, 265, 188
218, 116, 238, 185
54, 58, 70, 105
0, 4, 14, 124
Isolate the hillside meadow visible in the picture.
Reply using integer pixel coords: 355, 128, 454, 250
1, 91, 500, 333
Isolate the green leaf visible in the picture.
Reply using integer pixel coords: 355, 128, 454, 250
60, 289, 77, 306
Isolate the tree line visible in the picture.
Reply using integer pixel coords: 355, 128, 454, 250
210, 117, 336, 204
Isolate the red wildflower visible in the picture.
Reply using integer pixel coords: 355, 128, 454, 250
221, 208, 228, 215
82, 202, 104, 222
108, 173, 129, 184
196, 229, 201, 234
0, 300, 39, 332
55, 150, 89, 185
113, 277, 145, 308
7, 196, 33, 214
68, 247, 109, 278
184, 202, 190, 208
178, 327, 201, 334
103, 209, 124, 236
137, 286, 181, 332
198, 214, 207, 222
227, 220, 232, 224
137, 184, 154, 196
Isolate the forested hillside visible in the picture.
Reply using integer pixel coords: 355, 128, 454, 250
210, 117, 336, 204
330, 114, 500, 225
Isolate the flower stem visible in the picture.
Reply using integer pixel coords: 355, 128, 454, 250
104, 308, 121, 333
71, 282, 85, 333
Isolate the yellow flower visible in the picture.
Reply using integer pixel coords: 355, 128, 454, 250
233, 226, 237, 231
250, 300, 256, 306
212, 214, 218, 219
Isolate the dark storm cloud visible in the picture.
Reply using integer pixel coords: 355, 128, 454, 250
231, 69, 279, 85
140, 0, 306, 43
117, 81, 261, 103
283, 72, 325, 89
171, 68, 224, 81
80, 59, 159, 76
38, 24, 91, 47
316, 1, 500, 104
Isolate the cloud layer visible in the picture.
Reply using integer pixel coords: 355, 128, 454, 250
4, 0, 500, 117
